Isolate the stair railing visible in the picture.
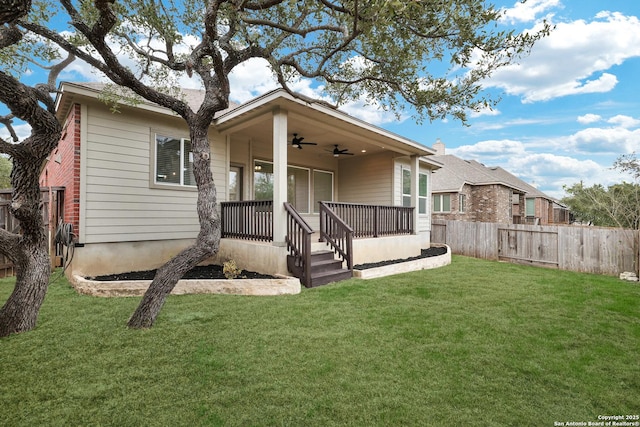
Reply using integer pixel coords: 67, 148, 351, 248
284, 202, 313, 287
318, 201, 354, 272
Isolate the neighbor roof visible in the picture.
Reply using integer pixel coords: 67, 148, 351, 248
431, 154, 554, 200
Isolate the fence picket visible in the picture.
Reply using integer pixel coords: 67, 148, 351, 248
432, 220, 638, 276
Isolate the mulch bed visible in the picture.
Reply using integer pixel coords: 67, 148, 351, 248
88, 246, 448, 281
89, 265, 275, 282
353, 246, 447, 270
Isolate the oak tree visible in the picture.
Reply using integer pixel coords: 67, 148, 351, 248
562, 154, 640, 230
20, 0, 549, 328
0, 0, 75, 336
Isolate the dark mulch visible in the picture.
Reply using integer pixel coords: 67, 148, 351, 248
88, 246, 448, 281
353, 246, 447, 270
89, 265, 275, 282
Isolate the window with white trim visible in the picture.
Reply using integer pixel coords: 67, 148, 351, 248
155, 134, 195, 187
525, 197, 535, 217
419, 173, 428, 214
254, 160, 332, 214
459, 194, 466, 213
433, 194, 451, 212
402, 168, 412, 207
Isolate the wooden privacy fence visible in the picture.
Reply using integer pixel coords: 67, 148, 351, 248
0, 187, 65, 278
431, 220, 638, 276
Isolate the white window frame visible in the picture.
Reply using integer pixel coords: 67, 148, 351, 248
401, 167, 412, 207
152, 133, 196, 189
433, 194, 451, 213
419, 172, 428, 214
459, 194, 466, 213
254, 159, 334, 214
525, 197, 535, 217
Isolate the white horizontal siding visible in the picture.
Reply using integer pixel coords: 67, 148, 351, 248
82, 103, 223, 244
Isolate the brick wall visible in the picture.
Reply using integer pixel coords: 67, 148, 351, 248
40, 103, 81, 239
470, 184, 513, 224
431, 185, 476, 222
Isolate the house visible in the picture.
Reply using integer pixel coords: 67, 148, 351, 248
41, 82, 442, 287
430, 139, 569, 225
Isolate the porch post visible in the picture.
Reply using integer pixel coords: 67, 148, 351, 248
272, 107, 288, 246
410, 154, 419, 235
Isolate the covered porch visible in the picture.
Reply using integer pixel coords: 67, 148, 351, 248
219, 199, 428, 287
212, 90, 440, 286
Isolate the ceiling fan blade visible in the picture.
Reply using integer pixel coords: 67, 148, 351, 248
332, 145, 354, 156
291, 133, 318, 148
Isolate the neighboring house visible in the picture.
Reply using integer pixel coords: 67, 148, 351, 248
430, 140, 569, 225
42, 82, 442, 286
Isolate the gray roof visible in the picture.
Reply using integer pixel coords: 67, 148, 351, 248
431, 154, 552, 200
66, 82, 239, 116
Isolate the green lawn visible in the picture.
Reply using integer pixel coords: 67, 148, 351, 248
1, 255, 639, 426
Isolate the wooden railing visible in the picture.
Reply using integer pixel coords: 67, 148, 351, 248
318, 202, 353, 271
284, 202, 313, 287
321, 201, 413, 238
220, 200, 273, 242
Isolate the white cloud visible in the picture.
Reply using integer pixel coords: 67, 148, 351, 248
469, 106, 500, 119
607, 115, 640, 129
500, 0, 560, 24
485, 12, 640, 103
567, 126, 640, 154
449, 139, 527, 158
0, 123, 32, 143
577, 114, 602, 125
227, 58, 279, 104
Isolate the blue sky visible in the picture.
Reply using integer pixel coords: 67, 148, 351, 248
4, 0, 640, 200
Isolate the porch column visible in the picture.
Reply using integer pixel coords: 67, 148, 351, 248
272, 107, 288, 246
410, 154, 419, 235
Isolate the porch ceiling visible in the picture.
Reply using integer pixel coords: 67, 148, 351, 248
215, 90, 434, 158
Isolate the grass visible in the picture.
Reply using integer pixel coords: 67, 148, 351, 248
1, 255, 639, 426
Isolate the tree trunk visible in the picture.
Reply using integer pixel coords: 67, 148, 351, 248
127, 125, 221, 329
0, 241, 50, 337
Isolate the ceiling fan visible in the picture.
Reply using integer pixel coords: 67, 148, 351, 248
331, 145, 354, 157
290, 133, 317, 149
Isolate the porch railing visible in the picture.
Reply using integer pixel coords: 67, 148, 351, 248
318, 202, 353, 271
220, 200, 273, 242
320, 201, 413, 238
284, 202, 313, 287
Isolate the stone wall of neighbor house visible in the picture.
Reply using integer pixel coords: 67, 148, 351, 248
471, 184, 513, 224
431, 185, 476, 223
40, 103, 81, 238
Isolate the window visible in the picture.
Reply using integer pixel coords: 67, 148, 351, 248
254, 160, 331, 214
419, 173, 428, 214
525, 198, 535, 217
433, 194, 451, 212
229, 166, 242, 201
288, 166, 310, 213
402, 168, 411, 207
313, 170, 333, 213
459, 194, 466, 213
155, 134, 194, 186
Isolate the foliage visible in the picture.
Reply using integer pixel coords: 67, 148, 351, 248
0, 156, 11, 188
13, 0, 550, 329
222, 259, 241, 279
562, 154, 640, 229
1, 257, 639, 425
22, 0, 550, 124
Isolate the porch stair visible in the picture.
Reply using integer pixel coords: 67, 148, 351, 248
287, 250, 352, 288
